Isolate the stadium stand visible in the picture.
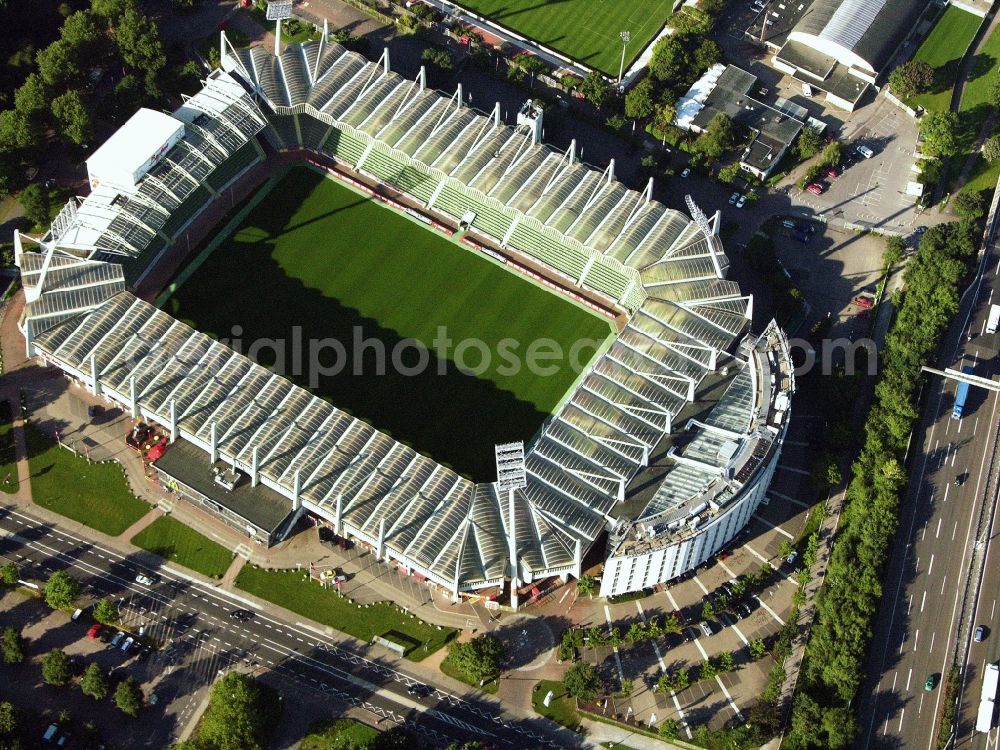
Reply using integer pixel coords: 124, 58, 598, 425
11, 32, 795, 600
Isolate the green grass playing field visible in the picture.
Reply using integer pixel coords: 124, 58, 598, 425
456, 0, 673, 76
164, 167, 612, 480
908, 6, 981, 113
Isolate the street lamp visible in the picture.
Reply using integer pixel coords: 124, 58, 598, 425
618, 30, 632, 86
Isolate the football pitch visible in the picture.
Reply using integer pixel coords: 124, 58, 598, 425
456, 0, 673, 76
163, 167, 613, 480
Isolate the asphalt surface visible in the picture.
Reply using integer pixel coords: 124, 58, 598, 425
0, 506, 581, 750
856, 240, 1000, 749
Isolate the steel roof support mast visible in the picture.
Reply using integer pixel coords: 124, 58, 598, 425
618, 30, 631, 88
496, 442, 527, 610
267, 0, 293, 56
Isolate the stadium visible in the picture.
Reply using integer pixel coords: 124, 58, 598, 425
13, 27, 794, 601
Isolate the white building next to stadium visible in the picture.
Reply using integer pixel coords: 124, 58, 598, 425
13, 29, 794, 602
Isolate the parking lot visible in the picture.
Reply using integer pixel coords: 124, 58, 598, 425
543, 410, 823, 734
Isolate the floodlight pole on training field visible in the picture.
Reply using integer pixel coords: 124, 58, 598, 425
618, 30, 631, 86
266, 0, 293, 55
495, 442, 527, 610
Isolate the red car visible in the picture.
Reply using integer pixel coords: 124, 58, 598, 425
826, 167, 839, 179
87, 624, 103, 639
807, 182, 825, 195
853, 296, 873, 309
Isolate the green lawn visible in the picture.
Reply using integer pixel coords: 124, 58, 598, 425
955, 23, 1000, 197
909, 6, 982, 113
532, 679, 581, 731
455, 0, 673, 75
164, 167, 611, 480
25, 425, 149, 536
299, 719, 379, 750
0, 402, 17, 494
235, 566, 455, 660
131, 516, 233, 578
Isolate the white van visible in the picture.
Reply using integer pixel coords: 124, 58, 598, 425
856, 144, 874, 159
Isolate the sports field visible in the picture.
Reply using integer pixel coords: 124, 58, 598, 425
164, 167, 612, 480
455, 0, 673, 76
909, 6, 981, 112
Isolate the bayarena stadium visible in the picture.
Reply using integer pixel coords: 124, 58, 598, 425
13, 27, 794, 602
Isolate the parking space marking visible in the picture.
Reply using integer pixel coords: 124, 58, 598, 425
692, 637, 743, 719
603, 605, 626, 682
693, 575, 710, 595
768, 490, 811, 510
754, 596, 786, 626
743, 545, 770, 564
635, 602, 668, 672
753, 514, 795, 539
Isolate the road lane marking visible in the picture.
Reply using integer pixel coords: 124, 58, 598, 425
929, 632, 935, 653
941, 576, 948, 595
905, 668, 912, 691
953, 521, 958, 540
914, 630, 919, 651
767, 490, 811, 510
936, 518, 942, 538
920, 591, 926, 612
898, 708, 905, 733
928, 555, 935, 576
907, 595, 913, 615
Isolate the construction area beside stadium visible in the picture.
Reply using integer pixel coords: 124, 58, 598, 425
11, 28, 795, 603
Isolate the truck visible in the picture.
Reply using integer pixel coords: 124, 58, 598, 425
977, 663, 999, 733
988, 304, 1000, 334
953, 366, 974, 420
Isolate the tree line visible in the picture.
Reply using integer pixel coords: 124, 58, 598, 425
785, 220, 978, 748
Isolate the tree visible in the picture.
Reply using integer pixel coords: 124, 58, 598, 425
93, 598, 118, 625
196, 672, 280, 750
983, 135, 1000, 162
749, 638, 767, 660
563, 661, 602, 700
779, 539, 795, 560
114, 676, 142, 716
0, 702, 16, 736
692, 39, 721, 73
0, 109, 44, 153
691, 112, 735, 160
20, 184, 50, 229
81, 662, 109, 700
580, 70, 611, 109
795, 127, 824, 161
883, 235, 905, 267
701, 600, 715, 620
13, 74, 48, 118
36, 40, 80, 88
0, 563, 17, 586
115, 5, 166, 95
41, 648, 72, 685
920, 111, 959, 157
576, 574, 596, 597
446, 634, 505, 684
372, 727, 419, 750
60, 10, 106, 61
954, 190, 985, 219
718, 162, 741, 184
1, 627, 23, 664
52, 90, 93, 146
624, 78, 655, 120
44, 570, 79, 610
671, 7, 712, 36
658, 718, 680, 739
421, 47, 454, 72
818, 141, 842, 168
649, 36, 688, 83
718, 651, 736, 672
699, 658, 717, 681
888, 60, 935, 100
91, 0, 133, 23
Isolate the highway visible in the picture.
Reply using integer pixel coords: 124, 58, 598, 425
857, 245, 1000, 750
0, 506, 579, 750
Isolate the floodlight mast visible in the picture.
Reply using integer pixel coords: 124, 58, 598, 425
266, 0, 293, 55
495, 442, 527, 610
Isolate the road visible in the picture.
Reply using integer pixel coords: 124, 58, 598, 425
856, 241, 1000, 749
0, 506, 582, 750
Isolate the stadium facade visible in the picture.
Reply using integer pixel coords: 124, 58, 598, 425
13, 29, 794, 601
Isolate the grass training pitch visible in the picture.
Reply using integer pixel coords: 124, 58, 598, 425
909, 5, 981, 113
164, 167, 612, 480
454, 0, 673, 76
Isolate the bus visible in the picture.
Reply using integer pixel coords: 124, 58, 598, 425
953, 366, 974, 420
977, 663, 999, 733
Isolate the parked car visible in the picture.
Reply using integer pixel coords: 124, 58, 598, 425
853, 296, 874, 309
134, 573, 158, 586
332, 574, 347, 586
728, 192, 740, 205
680, 168, 690, 178
736, 601, 753, 619
825, 166, 839, 179
736, 194, 748, 208
975, 624, 986, 642
806, 182, 825, 195
109, 631, 125, 649
856, 144, 874, 159
87, 624, 103, 639
915, 225, 928, 234
121, 636, 135, 653
792, 231, 810, 244
698, 621, 713, 637
785, 550, 799, 566
925, 674, 937, 691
